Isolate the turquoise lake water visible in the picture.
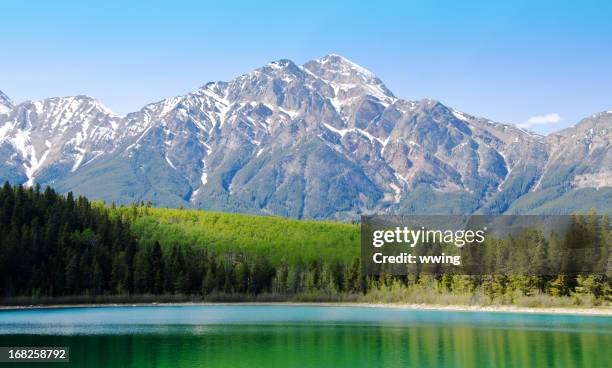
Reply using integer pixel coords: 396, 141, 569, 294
0, 305, 610, 367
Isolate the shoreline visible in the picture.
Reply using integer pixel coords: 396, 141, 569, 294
1, 302, 611, 316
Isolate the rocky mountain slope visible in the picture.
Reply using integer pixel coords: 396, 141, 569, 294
0, 90, 12, 114
1, 54, 610, 219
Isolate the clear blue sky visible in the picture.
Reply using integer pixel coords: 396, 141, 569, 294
2, 0, 611, 134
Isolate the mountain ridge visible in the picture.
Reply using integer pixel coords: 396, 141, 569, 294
1, 54, 610, 219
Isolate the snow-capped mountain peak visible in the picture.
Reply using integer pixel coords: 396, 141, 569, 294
303, 54, 395, 100
317, 53, 376, 78
0, 55, 609, 218
301, 54, 397, 121
0, 95, 124, 186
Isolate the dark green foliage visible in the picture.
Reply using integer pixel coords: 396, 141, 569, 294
0, 182, 136, 297
0, 182, 610, 306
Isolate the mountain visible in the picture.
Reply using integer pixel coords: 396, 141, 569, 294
503, 111, 612, 214
0, 56, 610, 219
0, 95, 124, 186
0, 90, 12, 114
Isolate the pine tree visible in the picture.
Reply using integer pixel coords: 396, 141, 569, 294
234, 261, 250, 293
65, 254, 80, 294
150, 242, 164, 294
202, 258, 217, 295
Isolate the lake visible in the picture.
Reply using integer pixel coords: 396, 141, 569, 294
0, 305, 610, 367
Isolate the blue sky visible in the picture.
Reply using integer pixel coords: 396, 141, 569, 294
2, 0, 611, 134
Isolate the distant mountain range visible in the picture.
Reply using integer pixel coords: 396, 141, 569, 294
1, 54, 610, 219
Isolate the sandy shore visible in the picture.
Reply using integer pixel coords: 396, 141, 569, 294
1, 302, 611, 316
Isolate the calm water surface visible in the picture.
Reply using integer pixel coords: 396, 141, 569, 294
0, 305, 610, 367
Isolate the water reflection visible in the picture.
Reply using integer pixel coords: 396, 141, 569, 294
0, 306, 609, 368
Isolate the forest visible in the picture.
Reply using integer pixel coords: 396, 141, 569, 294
0, 182, 610, 307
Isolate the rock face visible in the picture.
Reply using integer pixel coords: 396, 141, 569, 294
0, 55, 610, 219
0, 90, 12, 114
0, 95, 124, 187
